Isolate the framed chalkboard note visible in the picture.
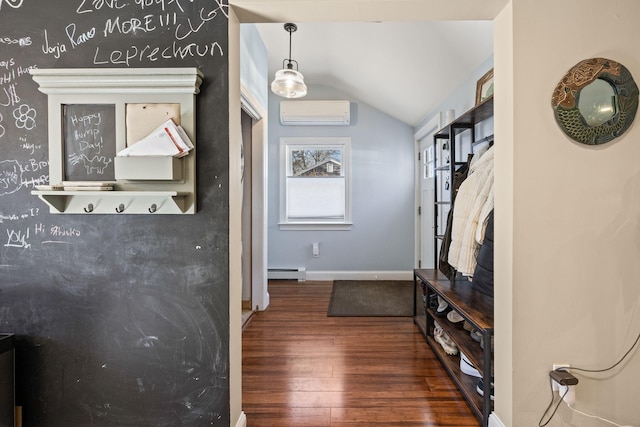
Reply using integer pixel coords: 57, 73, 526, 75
63, 104, 116, 181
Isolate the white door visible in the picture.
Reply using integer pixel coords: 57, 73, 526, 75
415, 114, 442, 270
419, 135, 435, 269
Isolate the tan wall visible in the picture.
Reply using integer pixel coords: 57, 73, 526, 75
229, 8, 244, 427
495, 0, 640, 425
494, 2, 514, 424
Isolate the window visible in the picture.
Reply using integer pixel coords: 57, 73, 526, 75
280, 137, 352, 230
426, 145, 434, 178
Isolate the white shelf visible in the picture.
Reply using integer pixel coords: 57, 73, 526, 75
31, 190, 190, 214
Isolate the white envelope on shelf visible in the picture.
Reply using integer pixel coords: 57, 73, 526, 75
118, 119, 193, 158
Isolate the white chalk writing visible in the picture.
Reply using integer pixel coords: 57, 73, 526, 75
0, 158, 50, 190
0, 83, 21, 107
42, 29, 67, 59
174, 6, 219, 40
0, 218, 79, 251
76, 0, 128, 14
78, 136, 105, 154
0, 63, 37, 85
70, 112, 102, 127
64, 105, 115, 179
158, 12, 176, 27
134, 0, 185, 13
93, 40, 223, 65
0, 36, 31, 46
0, 159, 47, 192
17, 158, 49, 189
66, 23, 97, 48
50, 225, 81, 237
0, 58, 15, 69
20, 142, 43, 155
103, 14, 157, 36
0, 208, 39, 224
0, 159, 21, 195
12, 104, 36, 130
20, 174, 49, 188
34, 223, 44, 235
68, 152, 112, 175
4, 227, 30, 249
0, 0, 24, 11
20, 158, 48, 173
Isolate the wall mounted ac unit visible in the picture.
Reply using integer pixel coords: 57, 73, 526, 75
280, 100, 350, 126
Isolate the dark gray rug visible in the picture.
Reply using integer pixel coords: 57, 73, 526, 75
327, 280, 414, 317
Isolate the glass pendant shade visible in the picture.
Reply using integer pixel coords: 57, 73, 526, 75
271, 23, 307, 99
271, 67, 308, 99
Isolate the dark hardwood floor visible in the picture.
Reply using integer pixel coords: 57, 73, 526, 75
242, 280, 480, 427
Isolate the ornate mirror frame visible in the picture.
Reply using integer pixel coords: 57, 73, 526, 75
551, 57, 638, 145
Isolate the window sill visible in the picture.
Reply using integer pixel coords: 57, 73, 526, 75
279, 222, 353, 231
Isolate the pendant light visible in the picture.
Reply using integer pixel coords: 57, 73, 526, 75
271, 23, 308, 99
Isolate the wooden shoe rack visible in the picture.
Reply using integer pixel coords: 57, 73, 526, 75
413, 268, 494, 427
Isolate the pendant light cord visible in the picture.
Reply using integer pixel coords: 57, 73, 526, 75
288, 27, 292, 64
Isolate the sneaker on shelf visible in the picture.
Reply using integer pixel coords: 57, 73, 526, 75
463, 321, 473, 332
460, 352, 481, 378
434, 326, 458, 356
435, 296, 450, 317
434, 321, 443, 336
476, 379, 495, 400
470, 329, 482, 343
446, 310, 465, 324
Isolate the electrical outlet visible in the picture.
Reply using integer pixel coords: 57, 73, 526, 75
551, 364, 575, 405
562, 385, 576, 405
312, 242, 319, 257
551, 364, 570, 391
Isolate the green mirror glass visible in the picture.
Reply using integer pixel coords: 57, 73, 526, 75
578, 78, 617, 127
551, 58, 638, 145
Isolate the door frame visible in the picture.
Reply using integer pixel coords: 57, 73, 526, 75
414, 113, 442, 269
240, 84, 269, 311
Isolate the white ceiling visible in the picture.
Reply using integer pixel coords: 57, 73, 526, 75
256, 21, 493, 127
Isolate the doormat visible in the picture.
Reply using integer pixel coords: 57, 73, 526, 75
327, 280, 413, 317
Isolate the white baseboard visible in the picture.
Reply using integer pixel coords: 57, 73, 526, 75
235, 411, 247, 427
267, 267, 306, 281
489, 412, 506, 427
305, 270, 413, 281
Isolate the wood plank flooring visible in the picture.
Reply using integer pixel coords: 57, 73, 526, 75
242, 280, 480, 427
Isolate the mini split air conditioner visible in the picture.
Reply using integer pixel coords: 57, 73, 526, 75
280, 100, 350, 126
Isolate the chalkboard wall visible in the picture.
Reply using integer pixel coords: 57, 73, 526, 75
0, 1, 230, 426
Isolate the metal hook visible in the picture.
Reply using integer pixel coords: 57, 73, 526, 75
149, 204, 157, 213
84, 203, 94, 213
115, 203, 125, 213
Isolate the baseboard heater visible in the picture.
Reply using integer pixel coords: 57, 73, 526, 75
267, 267, 306, 282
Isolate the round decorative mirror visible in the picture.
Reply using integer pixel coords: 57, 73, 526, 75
551, 58, 638, 145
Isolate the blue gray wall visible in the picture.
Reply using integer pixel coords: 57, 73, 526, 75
240, 24, 269, 109
416, 55, 494, 142
267, 85, 416, 276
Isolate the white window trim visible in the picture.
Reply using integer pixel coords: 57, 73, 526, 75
279, 137, 352, 230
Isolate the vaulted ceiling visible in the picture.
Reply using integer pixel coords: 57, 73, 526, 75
256, 21, 493, 127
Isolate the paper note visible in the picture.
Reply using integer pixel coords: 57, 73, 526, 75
117, 119, 193, 158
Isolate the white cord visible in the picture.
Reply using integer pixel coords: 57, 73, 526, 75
568, 403, 635, 427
